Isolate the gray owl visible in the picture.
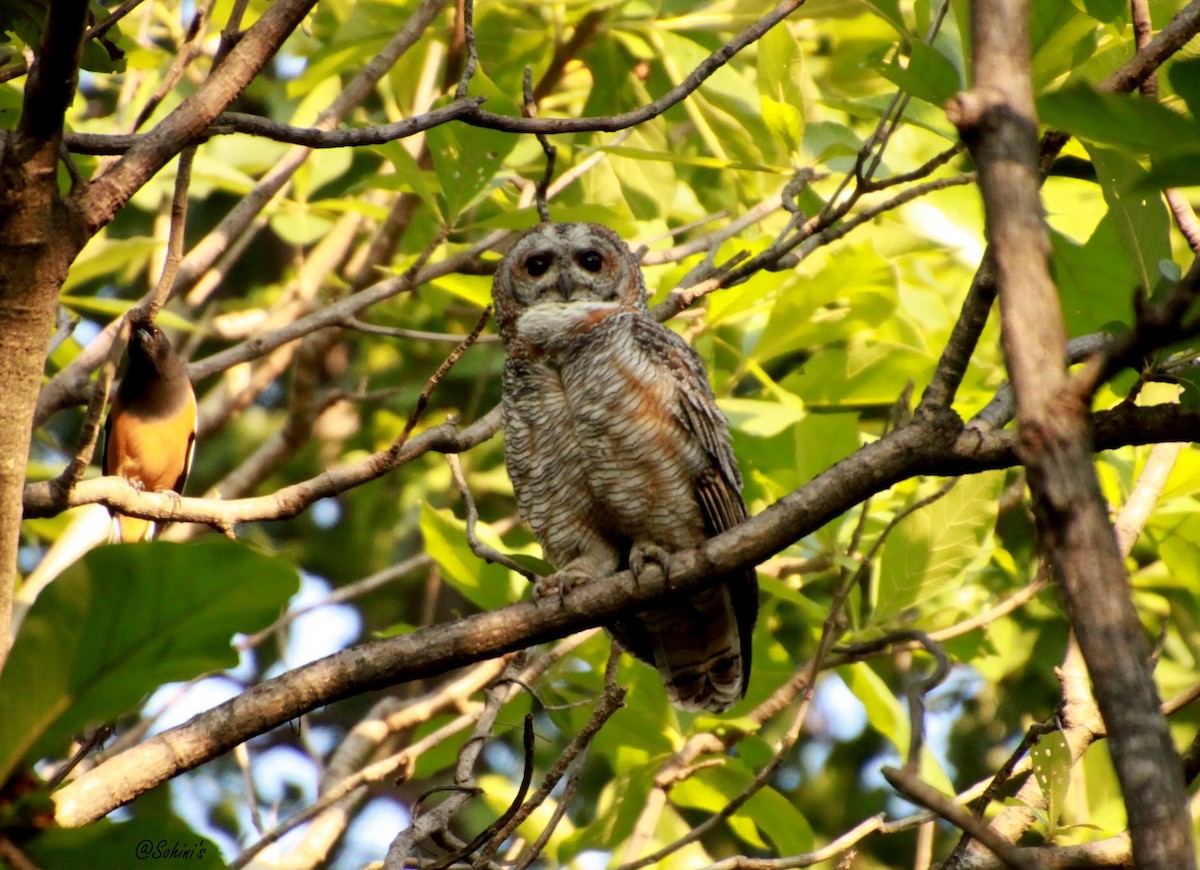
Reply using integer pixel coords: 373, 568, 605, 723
493, 222, 758, 713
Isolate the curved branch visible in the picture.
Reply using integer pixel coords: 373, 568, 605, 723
63, 98, 485, 155
46, 400, 1200, 826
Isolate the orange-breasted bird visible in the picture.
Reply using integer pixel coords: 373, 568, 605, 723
102, 322, 197, 542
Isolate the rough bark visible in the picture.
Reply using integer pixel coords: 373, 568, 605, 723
0, 0, 91, 662
952, 2, 1195, 867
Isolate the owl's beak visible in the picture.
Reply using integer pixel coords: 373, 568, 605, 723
556, 272, 574, 300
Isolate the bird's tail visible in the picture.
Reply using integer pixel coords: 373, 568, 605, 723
638, 582, 749, 713
112, 514, 155, 543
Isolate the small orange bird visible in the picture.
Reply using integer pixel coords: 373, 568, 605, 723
102, 322, 197, 542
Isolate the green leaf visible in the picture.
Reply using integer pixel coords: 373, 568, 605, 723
1167, 57, 1200, 120
0, 540, 298, 784
269, 204, 335, 246
419, 502, 517, 610
425, 82, 517, 222
80, 37, 125, 75
875, 471, 1004, 621
717, 397, 804, 438
27, 815, 223, 869
757, 25, 805, 154
1039, 83, 1200, 157
672, 762, 814, 853
876, 42, 962, 106
1085, 144, 1171, 293
756, 243, 898, 364
429, 272, 494, 308
1052, 220, 1137, 337
60, 237, 159, 292
560, 767, 657, 860
1031, 4, 1101, 88
1074, 0, 1127, 25
1140, 151, 1200, 191
1031, 730, 1072, 837
0, 0, 44, 49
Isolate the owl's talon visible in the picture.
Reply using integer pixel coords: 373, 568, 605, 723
533, 575, 562, 607
535, 569, 590, 607
630, 543, 671, 588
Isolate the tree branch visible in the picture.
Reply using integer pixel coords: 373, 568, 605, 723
72, 0, 320, 235
46, 394, 1200, 827
951, 2, 1195, 867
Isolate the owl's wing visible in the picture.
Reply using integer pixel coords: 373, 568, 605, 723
619, 313, 757, 712
630, 315, 746, 535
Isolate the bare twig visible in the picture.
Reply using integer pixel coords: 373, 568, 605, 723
447, 453, 539, 582
475, 651, 626, 867
395, 304, 491, 455
454, 0, 477, 100
382, 660, 523, 870
883, 766, 1041, 870
705, 814, 888, 870
522, 67, 556, 223
424, 714, 536, 870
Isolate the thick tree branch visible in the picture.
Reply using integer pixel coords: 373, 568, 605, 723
0, 0, 91, 662
71, 0, 319, 235
952, 2, 1195, 867
46, 395, 1200, 826
22, 400, 1200, 524
14, 1, 88, 149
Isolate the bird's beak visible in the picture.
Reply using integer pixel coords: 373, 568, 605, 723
557, 272, 574, 301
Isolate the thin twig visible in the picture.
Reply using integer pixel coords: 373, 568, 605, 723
341, 318, 501, 343
447, 453, 539, 581
83, 0, 148, 42
454, 0, 477, 100
883, 766, 1041, 870
141, 145, 195, 320
522, 67, 556, 223
393, 304, 491, 456
425, 714, 536, 870
475, 650, 626, 866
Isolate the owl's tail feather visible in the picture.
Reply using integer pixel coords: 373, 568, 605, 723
640, 583, 748, 713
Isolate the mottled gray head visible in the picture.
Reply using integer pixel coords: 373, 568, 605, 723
493, 222, 647, 345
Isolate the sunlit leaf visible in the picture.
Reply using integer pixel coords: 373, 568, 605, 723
875, 470, 1005, 621
0, 541, 298, 785
419, 503, 518, 610
1031, 730, 1072, 837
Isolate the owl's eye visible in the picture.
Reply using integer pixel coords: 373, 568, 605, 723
525, 254, 551, 277
577, 250, 603, 273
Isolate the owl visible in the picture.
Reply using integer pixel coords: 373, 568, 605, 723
493, 222, 758, 713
